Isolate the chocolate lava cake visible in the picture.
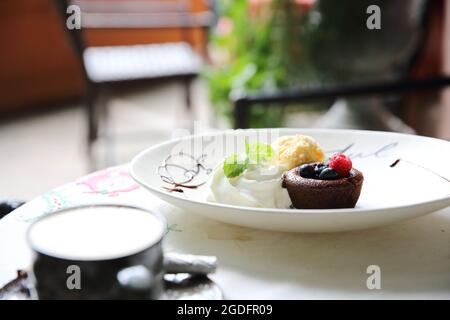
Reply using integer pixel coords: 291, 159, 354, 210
282, 156, 364, 209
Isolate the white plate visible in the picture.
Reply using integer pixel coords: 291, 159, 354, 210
130, 129, 450, 232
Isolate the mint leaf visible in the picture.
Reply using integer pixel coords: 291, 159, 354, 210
247, 142, 274, 164
222, 140, 274, 178
223, 153, 249, 178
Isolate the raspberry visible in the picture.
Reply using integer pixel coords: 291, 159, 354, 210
328, 153, 352, 177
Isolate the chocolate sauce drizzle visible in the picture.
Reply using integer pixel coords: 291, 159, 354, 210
390, 159, 401, 168
390, 158, 450, 183
158, 152, 212, 193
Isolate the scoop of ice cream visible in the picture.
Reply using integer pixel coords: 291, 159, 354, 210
273, 134, 325, 170
207, 162, 291, 209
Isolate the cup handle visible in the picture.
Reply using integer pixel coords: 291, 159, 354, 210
116, 253, 217, 291
116, 265, 154, 291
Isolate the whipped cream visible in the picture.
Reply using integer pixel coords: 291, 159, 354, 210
207, 162, 291, 209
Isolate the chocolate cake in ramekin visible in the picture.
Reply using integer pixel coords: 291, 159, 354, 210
282, 162, 364, 209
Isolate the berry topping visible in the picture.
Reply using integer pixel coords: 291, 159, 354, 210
297, 162, 339, 180
314, 163, 327, 175
298, 164, 315, 178
319, 167, 340, 180
328, 153, 352, 177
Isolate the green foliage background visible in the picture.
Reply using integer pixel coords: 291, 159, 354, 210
205, 0, 319, 128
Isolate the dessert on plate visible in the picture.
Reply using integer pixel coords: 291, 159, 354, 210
282, 154, 364, 209
207, 134, 364, 210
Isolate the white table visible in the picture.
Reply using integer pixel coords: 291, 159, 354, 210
1, 164, 449, 299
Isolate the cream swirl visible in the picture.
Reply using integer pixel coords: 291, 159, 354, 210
207, 162, 291, 208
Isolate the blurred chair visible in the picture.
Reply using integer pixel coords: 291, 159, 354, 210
233, 77, 450, 129
54, 0, 214, 167
232, 0, 450, 131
